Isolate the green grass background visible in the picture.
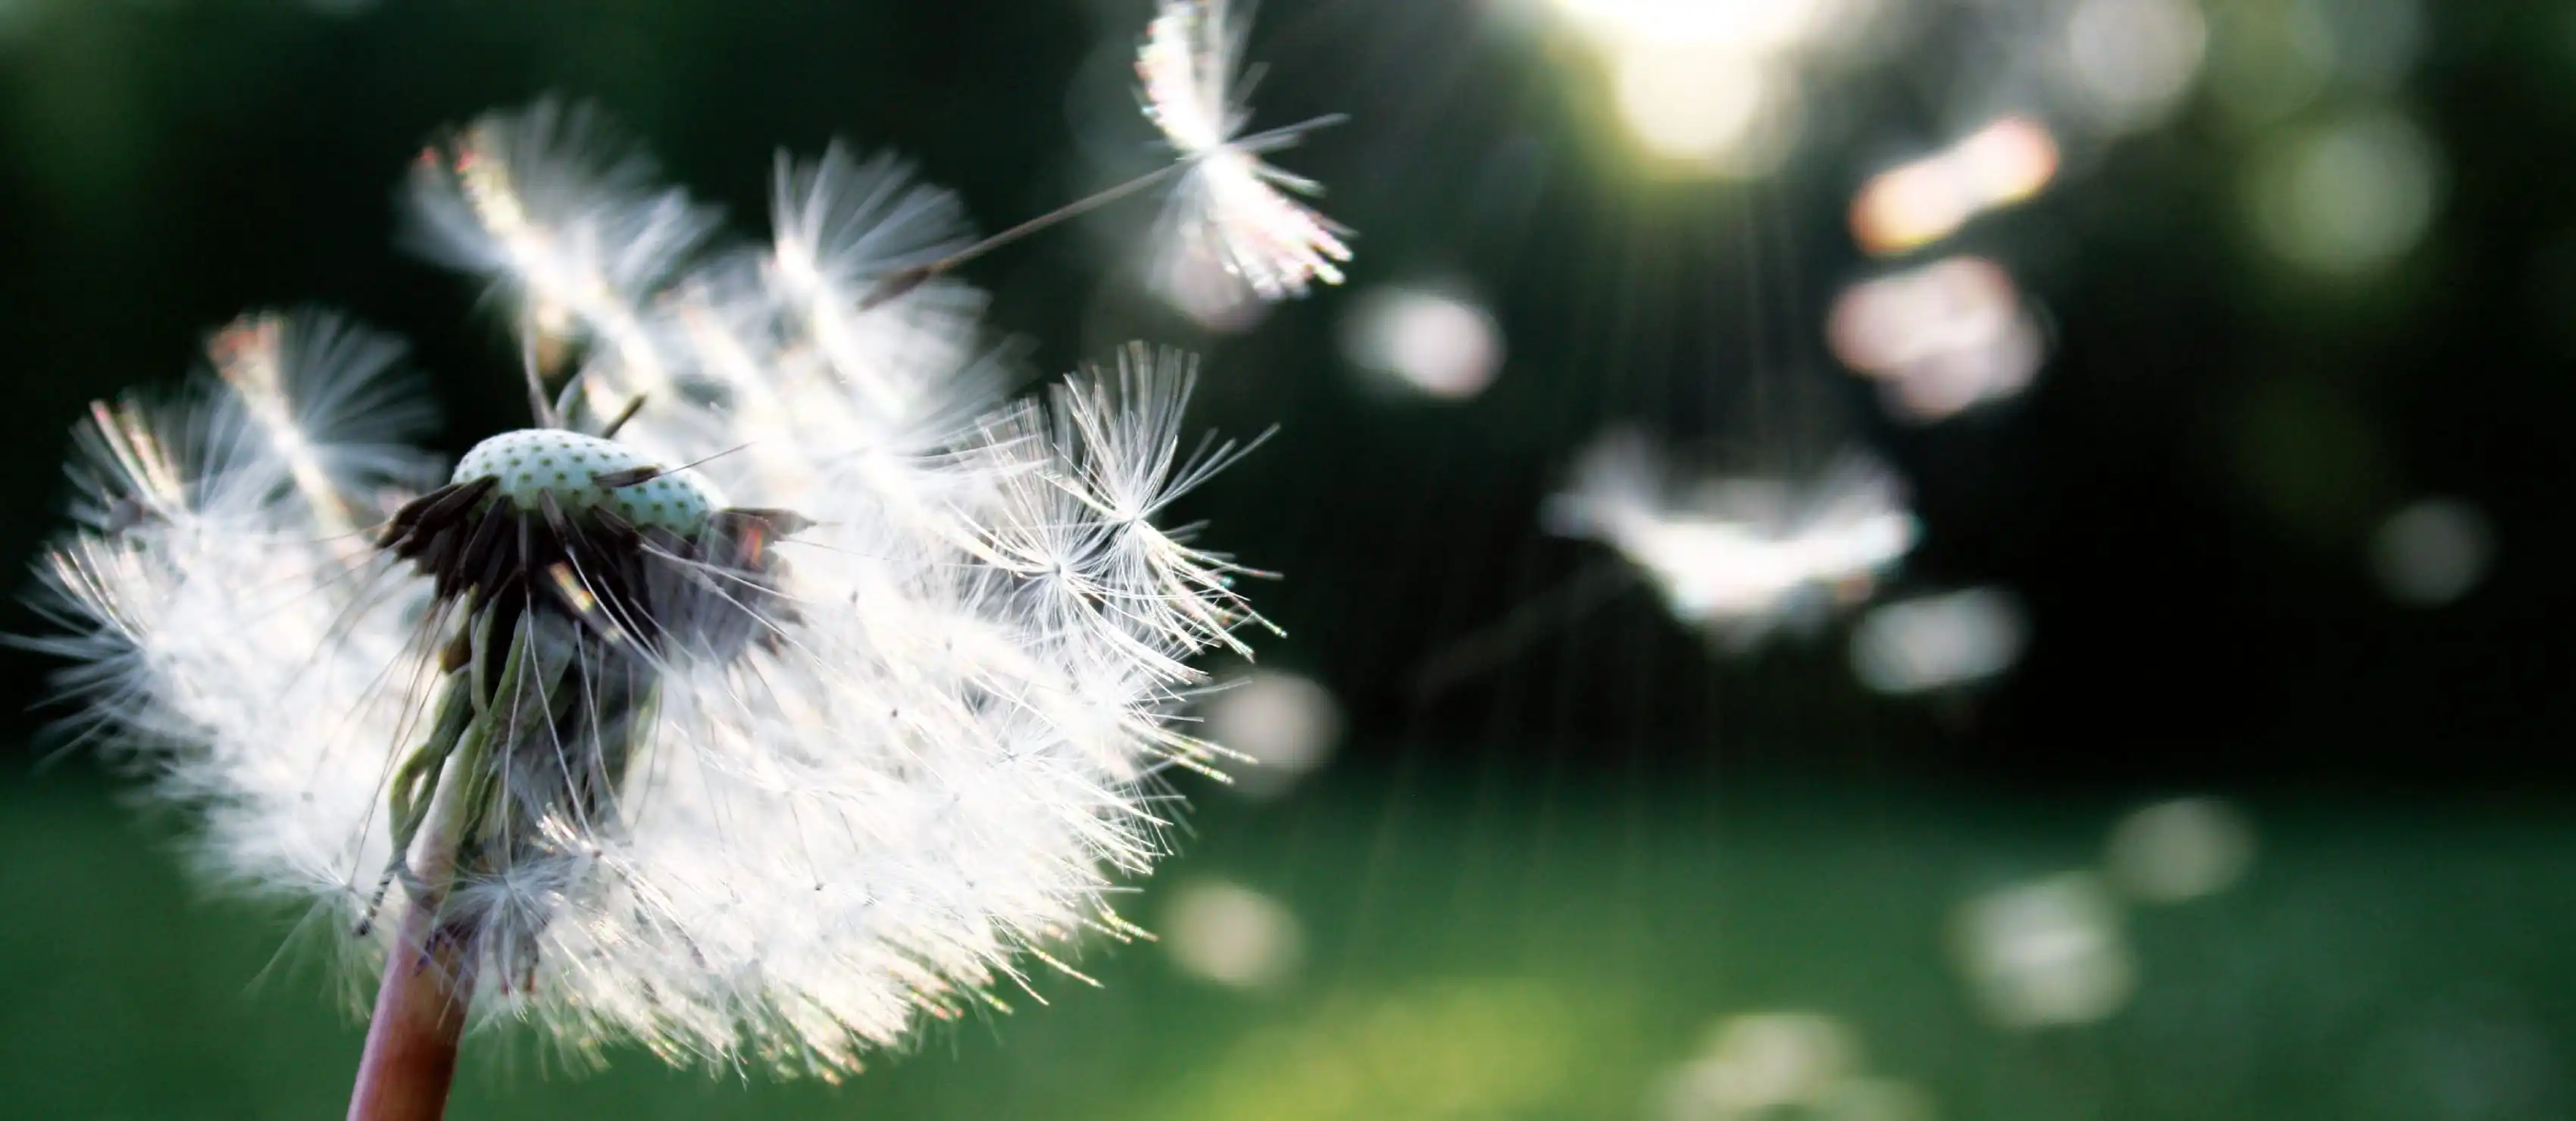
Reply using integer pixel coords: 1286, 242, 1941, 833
4, 761, 2568, 1119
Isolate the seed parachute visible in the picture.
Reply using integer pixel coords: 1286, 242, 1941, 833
23, 99, 1277, 1079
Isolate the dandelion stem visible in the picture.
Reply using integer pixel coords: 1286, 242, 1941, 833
346, 888, 475, 1121
858, 161, 1188, 310
349, 660, 501, 1121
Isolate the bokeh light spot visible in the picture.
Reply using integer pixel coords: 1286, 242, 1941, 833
1150, 239, 1276, 335
2247, 108, 2442, 276
2370, 498, 2494, 607
1827, 255, 2045, 422
1851, 117, 2060, 257
1339, 285, 1506, 401
2105, 798, 2257, 904
1161, 878, 1305, 991
1202, 670, 1344, 798
1658, 1012, 1860, 1118
1950, 873, 2137, 1029
2063, 0, 2209, 132
1850, 587, 2030, 695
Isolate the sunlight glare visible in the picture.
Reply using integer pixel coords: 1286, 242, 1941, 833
1552, 0, 1842, 50
1552, 0, 1883, 177
1613, 46, 1797, 174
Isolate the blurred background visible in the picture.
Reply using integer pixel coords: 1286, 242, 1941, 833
4, 0, 2574, 1117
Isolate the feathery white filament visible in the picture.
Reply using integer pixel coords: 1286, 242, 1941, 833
405, 100, 719, 414
31, 100, 1271, 1078
207, 311, 429, 536
1138, 0, 1353, 301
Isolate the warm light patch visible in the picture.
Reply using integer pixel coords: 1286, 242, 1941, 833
1851, 117, 2061, 256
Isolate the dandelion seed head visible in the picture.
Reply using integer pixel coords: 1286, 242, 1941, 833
30, 95, 1274, 1079
450, 429, 720, 534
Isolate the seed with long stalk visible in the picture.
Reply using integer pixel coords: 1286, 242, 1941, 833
859, 0, 1352, 311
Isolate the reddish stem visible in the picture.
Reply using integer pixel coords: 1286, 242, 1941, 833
346, 901, 475, 1121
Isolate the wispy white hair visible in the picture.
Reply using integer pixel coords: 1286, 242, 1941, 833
1137, 0, 1353, 302
27, 98, 1269, 1077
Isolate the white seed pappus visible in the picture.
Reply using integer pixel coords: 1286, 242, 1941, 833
24, 98, 1274, 1079
1138, 0, 1355, 301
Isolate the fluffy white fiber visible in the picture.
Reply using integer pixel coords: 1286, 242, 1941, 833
27, 99, 1271, 1078
1137, 0, 1353, 301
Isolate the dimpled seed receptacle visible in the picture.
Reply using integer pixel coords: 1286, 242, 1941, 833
452, 429, 721, 533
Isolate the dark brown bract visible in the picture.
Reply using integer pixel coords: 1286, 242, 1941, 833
379, 473, 805, 665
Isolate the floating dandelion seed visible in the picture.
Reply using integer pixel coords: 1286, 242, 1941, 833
780, 2, 1355, 320
1138, 0, 1354, 301
1543, 429, 1918, 652
23, 96, 1277, 1114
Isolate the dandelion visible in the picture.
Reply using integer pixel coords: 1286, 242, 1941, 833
811, 2, 1351, 320
1137, 0, 1354, 301
23, 97, 1276, 1119
1542, 429, 1918, 652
